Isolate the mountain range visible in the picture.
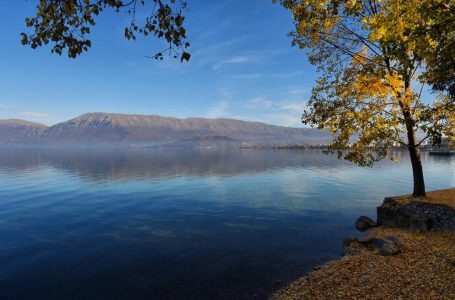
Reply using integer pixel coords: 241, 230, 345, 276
0, 112, 330, 147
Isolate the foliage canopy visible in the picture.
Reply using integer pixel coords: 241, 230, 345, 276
21, 0, 190, 61
278, 0, 454, 195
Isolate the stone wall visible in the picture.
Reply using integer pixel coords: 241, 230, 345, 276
377, 197, 455, 232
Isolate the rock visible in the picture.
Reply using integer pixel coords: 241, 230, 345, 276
385, 235, 402, 247
377, 196, 455, 232
355, 216, 377, 231
410, 217, 430, 232
363, 236, 401, 256
396, 215, 411, 228
342, 235, 401, 256
342, 237, 365, 256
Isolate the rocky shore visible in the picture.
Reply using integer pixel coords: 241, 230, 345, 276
272, 188, 455, 300
377, 188, 455, 232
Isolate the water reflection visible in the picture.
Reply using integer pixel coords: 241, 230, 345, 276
0, 148, 453, 299
1, 148, 444, 180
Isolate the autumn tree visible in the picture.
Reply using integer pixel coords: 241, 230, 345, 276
21, 0, 191, 61
278, 0, 454, 196
417, 1, 455, 99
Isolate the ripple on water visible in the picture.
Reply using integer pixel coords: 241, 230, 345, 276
0, 148, 453, 299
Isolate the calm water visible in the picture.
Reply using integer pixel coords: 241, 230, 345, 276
0, 148, 453, 299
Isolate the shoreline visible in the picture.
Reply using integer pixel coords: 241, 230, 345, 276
273, 189, 455, 299
272, 226, 455, 299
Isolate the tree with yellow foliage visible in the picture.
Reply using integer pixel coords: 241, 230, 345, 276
278, 0, 454, 196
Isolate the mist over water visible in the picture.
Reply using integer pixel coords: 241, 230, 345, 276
0, 148, 453, 299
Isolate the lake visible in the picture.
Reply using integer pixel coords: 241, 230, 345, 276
0, 148, 453, 299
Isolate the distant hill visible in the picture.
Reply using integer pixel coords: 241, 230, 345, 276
0, 119, 47, 144
0, 113, 330, 147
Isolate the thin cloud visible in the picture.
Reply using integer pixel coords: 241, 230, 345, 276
232, 71, 305, 81
19, 111, 59, 119
245, 97, 274, 108
190, 35, 250, 69
213, 55, 255, 71
266, 113, 303, 128
278, 102, 308, 112
206, 101, 230, 118
270, 71, 306, 79
202, 97, 306, 127
232, 73, 264, 80
287, 86, 307, 96
243, 96, 307, 112
239, 93, 308, 127
218, 87, 236, 99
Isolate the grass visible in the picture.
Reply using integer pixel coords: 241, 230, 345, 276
272, 227, 455, 300
389, 188, 455, 208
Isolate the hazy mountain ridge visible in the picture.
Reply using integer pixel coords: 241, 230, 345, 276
0, 119, 48, 127
0, 112, 330, 146
0, 119, 48, 143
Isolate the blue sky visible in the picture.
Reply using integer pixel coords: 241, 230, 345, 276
0, 0, 318, 127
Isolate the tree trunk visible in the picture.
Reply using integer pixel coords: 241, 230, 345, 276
408, 144, 426, 196
399, 78, 426, 196
406, 125, 426, 197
